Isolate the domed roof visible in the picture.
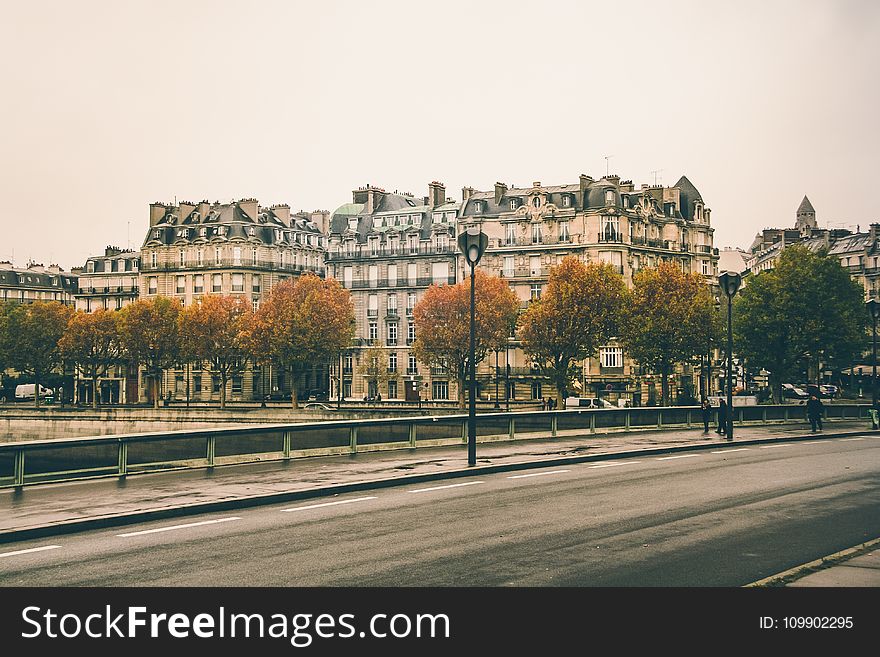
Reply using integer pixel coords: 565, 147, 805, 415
797, 195, 815, 214
586, 179, 620, 209
675, 175, 703, 220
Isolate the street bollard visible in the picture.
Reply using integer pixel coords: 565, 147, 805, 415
509, 418, 515, 440
206, 435, 215, 467
409, 423, 417, 448
283, 431, 291, 460
350, 426, 358, 454
117, 440, 128, 477
13, 449, 24, 487
551, 414, 558, 437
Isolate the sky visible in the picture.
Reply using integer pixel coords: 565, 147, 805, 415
1, 0, 878, 270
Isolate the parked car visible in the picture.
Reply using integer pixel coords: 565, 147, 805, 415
781, 383, 809, 400
819, 384, 839, 399
14, 384, 54, 402
564, 397, 614, 409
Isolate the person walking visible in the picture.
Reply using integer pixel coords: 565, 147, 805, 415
541, 397, 548, 411
806, 394, 824, 433
700, 398, 712, 436
715, 398, 728, 437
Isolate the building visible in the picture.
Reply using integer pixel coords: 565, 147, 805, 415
0, 261, 78, 306
139, 198, 330, 404
73, 246, 141, 312
458, 175, 720, 406
326, 182, 461, 401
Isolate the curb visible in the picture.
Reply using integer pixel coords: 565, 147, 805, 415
0, 428, 872, 546
744, 536, 880, 587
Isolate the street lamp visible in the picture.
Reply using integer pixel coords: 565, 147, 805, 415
718, 271, 742, 440
458, 226, 489, 466
867, 299, 880, 411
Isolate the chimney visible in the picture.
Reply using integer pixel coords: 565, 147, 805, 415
579, 174, 592, 195
310, 210, 330, 235
104, 246, 121, 257
149, 202, 169, 227
238, 199, 258, 222
198, 200, 210, 219
48, 264, 62, 273
272, 204, 291, 226
870, 223, 880, 244
494, 182, 508, 205
179, 201, 196, 222
428, 181, 446, 207
462, 186, 475, 202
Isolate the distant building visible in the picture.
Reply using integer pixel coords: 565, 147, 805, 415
718, 247, 749, 274
73, 246, 141, 312
0, 261, 77, 306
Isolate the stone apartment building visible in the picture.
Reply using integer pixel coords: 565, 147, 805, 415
0, 261, 78, 306
138, 198, 330, 404
326, 182, 460, 402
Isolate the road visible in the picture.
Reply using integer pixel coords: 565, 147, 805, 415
1, 435, 878, 586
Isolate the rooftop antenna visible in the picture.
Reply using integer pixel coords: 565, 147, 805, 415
127, 221, 131, 250
651, 169, 663, 186
604, 155, 613, 177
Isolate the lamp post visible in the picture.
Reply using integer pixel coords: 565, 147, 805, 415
458, 227, 488, 466
867, 299, 879, 410
494, 350, 500, 410
718, 271, 742, 440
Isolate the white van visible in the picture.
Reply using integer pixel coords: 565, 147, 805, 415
15, 384, 54, 401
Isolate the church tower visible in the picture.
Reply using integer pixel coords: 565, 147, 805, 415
795, 195, 816, 236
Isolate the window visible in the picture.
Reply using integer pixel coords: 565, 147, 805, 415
252, 274, 261, 292
368, 264, 378, 287
532, 197, 541, 208
559, 221, 570, 243
599, 251, 623, 272
368, 322, 378, 343
179, 250, 185, 267
252, 247, 258, 263
176, 275, 185, 294
474, 201, 482, 214
344, 354, 353, 374
248, 226, 255, 237
509, 199, 517, 211
233, 247, 241, 265
408, 355, 418, 375
199, 227, 207, 238
531, 382, 542, 399
388, 264, 397, 286
432, 380, 449, 400
387, 322, 398, 346
530, 256, 541, 276
389, 237, 399, 254
252, 299, 259, 312
530, 284, 542, 300
435, 234, 449, 252
212, 273, 222, 292
407, 292, 416, 316
701, 260, 710, 275
503, 256, 515, 277
369, 238, 379, 256
532, 223, 542, 244
407, 263, 417, 285
197, 249, 203, 266
193, 375, 202, 396
407, 321, 415, 345
562, 195, 570, 208
387, 293, 397, 314
605, 189, 615, 206
343, 266, 353, 288
388, 353, 397, 373
432, 261, 450, 283
368, 294, 378, 317
601, 216, 619, 241
231, 273, 244, 292
388, 380, 398, 398
150, 252, 157, 268
408, 235, 418, 254
505, 224, 516, 245
148, 277, 157, 295
194, 274, 204, 293
215, 247, 221, 264
232, 376, 243, 395
600, 347, 623, 368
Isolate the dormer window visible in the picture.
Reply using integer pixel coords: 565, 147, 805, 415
248, 226, 256, 237
474, 201, 482, 214
348, 218, 358, 231
509, 199, 517, 211
87, 261, 95, 273
153, 229, 161, 239
532, 197, 541, 208
561, 196, 570, 208
605, 190, 615, 206
199, 227, 207, 238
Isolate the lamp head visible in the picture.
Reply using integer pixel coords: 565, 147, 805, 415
718, 271, 742, 298
867, 298, 880, 320
458, 227, 488, 267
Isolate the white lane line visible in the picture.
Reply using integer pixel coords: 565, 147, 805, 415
281, 496, 377, 513
507, 469, 570, 479
711, 448, 751, 454
0, 545, 62, 559
117, 517, 241, 538
802, 442, 822, 445
841, 438, 865, 442
409, 481, 483, 494
588, 461, 642, 469
758, 444, 792, 449
656, 454, 701, 461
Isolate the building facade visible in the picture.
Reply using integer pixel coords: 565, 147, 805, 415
138, 198, 330, 404
73, 246, 141, 312
0, 262, 78, 306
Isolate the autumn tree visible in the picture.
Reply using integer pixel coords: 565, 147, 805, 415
734, 245, 866, 402
520, 258, 627, 407
59, 309, 122, 409
357, 345, 393, 401
179, 295, 254, 409
619, 262, 713, 406
2, 301, 73, 408
117, 297, 182, 408
251, 274, 355, 409
412, 270, 520, 408
0, 301, 14, 376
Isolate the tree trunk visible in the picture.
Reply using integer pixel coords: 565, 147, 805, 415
34, 372, 41, 409
92, 374, 99, 410
153, 375, 160, 409
220, 372, 227, 410
457, 372, 467, 410
290, 367, 299, 410
661, 365, 670, 407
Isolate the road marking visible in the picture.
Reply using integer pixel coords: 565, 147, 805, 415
711, 448, 750, 454
409, 481, 483, 493
507, 469, 570, 479
588, 461, 642, 469
281, 496, 377, 512
758, 444, 792, 449
840, 437, 864, 442
0, 545, 62, 559
802, 441, 822, 445
117, 517, 241, 537
656, 454, 700, 461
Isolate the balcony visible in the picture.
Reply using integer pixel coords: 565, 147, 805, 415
597, 233, 625, 244
327, 244, 458, 261
499, 267, 550, 279
696, 244, 713, 254
140, 259, 325, 275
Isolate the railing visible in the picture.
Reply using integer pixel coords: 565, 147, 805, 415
0, 404, 869, 487
141, 260, 325, 275
347, 276, 455, 289
78, 286, 140, 295
328, 244, 457, 261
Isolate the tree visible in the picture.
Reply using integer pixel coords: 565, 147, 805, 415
357, 345, 393, 401
117, 297, 182, 408
734, 245, 866, 402
0, 301, 14, 376
251, 274, 355, 409
619, 262, 713, 406
412, 270, 520, 408
520, 258, 627, 407
58, 309, 122, 409
179, 295, 253, 409
3, 301, 73, 408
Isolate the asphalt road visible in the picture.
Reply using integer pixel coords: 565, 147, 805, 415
1, 435, 878, 586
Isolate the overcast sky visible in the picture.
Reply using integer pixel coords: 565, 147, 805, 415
1, 0, 878, 269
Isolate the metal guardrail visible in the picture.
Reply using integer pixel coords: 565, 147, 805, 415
0, 404, 869, 487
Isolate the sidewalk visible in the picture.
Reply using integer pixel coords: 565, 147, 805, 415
1, 419, 872, 544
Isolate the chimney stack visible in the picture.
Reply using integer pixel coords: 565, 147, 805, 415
579, 174, 592, 195
149, 202, 169, 227
428, 181, 446, 207
462, 186, 475, 202
494, 182, 508, 205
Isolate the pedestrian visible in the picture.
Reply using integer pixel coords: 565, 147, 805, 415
700, 397, 712, 435
541, 397, 547, 411
716, 398, 728, 437
871, 400, 880, 430
806, 394, 823, 432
